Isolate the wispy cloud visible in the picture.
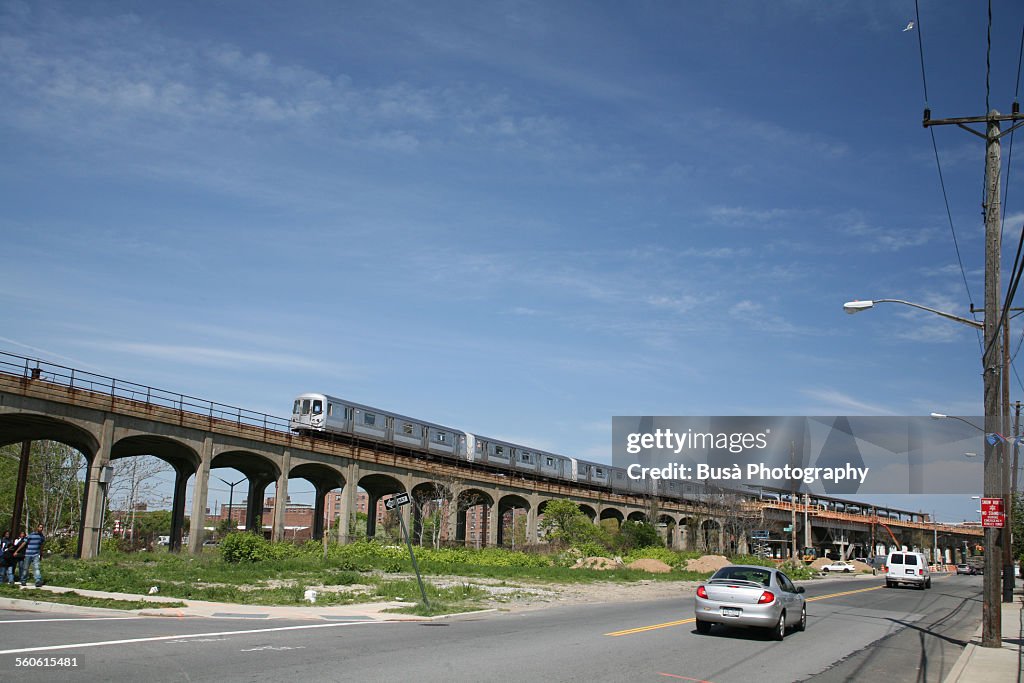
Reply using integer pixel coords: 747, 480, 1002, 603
801, 388, 898, 415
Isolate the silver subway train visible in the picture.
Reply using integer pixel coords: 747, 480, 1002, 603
290, 392, 673, 498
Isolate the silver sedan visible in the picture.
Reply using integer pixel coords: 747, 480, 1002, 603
694, 564, 807, 640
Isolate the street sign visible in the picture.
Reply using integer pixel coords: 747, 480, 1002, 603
384, 492, 411, 510
751, 530, 770, 539
783, 525, 792, 532
981, 497, 1005, 528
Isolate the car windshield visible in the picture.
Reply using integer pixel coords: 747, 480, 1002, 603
710, 567, 772, 586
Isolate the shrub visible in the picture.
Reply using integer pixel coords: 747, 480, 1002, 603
220, 532, 298, 563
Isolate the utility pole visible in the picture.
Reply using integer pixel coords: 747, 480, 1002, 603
924, 104, 1024, 647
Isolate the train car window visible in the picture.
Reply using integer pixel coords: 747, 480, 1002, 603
595, 468, 604, 477
293, 400, 301, 414
363, 412, 376, 426
545, 457, 554, 467
435, 431, 447, 443
476, 441, 484, 454
327, 403, 333, 416
301, 399, 311, 415
344, 406, 353, 419
520, 452, 531, 463
494, 445, 504, 457
312, 400, 323, 414
402, 422, 414, 435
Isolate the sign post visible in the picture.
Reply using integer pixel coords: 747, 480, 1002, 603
385, 493, 430, 610
981, 497, 1005, 528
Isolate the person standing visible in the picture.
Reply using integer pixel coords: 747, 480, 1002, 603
9, 532, 27, 584
23, 524, 45, 587
0, 531, 11, 584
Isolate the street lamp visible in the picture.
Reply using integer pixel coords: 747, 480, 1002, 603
215, 476, 246, 533
843, 299, 983, 329
848, 297, 1007, 647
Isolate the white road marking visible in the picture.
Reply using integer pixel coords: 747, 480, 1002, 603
0, 617, 144, 624
0, 621, 382, 655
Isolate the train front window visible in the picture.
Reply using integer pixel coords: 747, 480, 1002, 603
301, 399, 311, 415
312, 400, 323, 415
293, 400, 301, 415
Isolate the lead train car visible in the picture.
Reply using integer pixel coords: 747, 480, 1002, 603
290, 392, 668, 498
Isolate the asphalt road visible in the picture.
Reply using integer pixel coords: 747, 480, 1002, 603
0, 574, 983, 683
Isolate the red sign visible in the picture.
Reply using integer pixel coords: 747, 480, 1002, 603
981, 497, 1005, 528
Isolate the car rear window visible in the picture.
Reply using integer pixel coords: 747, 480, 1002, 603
889, 553, 903, 564
711, 567, 772, 586
904, 554, 917, 565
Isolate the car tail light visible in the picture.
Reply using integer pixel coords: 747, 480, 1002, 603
697, 586, 708, 599
919, 569, 924, 576
758, 591, 775, 604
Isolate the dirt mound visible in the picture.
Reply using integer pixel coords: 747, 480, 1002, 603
685, 555, 731, 572
627, 558, 672, 573
572, 557, 622, 570
809, 558, 832, 569
849, 560, 872, 572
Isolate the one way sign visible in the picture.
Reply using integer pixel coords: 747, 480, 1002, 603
384, 493, 411, 510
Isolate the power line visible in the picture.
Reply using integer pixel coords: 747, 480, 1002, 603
915, 0, 983, 347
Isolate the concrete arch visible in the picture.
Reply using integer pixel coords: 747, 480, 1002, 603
656, 513, 679, 549
211, 449, 282, 535
700, 518, 722, 553
0, 413, 99, 458
358, 473, 406, 539
497, 494, 531, 548
456, 487, 495, 547
599, 507, 624, 527
576, 503, 598, 522
626, 510, 647, 523
111, 434, 203, 553
410, 480, 452, 546
290, 462, 346, 541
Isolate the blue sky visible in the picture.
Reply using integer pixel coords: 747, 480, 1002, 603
3, 1, 1023, 523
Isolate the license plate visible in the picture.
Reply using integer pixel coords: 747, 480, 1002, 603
905, 569, 915, 575
722, 607, 741, 617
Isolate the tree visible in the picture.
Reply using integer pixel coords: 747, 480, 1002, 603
616, 520, 662, 551
0, 441, 86, 536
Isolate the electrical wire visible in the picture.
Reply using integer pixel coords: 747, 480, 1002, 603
915, 0, 983, 346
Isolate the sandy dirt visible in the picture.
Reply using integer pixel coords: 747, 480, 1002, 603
426, 574, 703, 612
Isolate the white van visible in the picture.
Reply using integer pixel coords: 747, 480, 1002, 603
885, 551, 931, 589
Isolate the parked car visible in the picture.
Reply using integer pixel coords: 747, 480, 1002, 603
955, 564, 977, 575
820, 561, 855, 574
694, 565, 806, 640
885, 551, 931, 589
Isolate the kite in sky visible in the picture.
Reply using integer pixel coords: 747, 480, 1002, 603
903, 21, 914, 32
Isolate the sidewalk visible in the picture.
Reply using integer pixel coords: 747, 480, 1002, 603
0, 584, 484, 622
943, 589, 1023, 683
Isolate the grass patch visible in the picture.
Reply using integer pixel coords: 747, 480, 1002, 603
0, 584, 185, 611
39, 542, 717, 610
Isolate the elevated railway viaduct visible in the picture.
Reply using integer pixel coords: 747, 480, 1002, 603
0, 353, 982, 561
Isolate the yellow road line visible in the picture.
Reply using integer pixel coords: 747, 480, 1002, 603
605, 582, 895, 637
806, 585, 884, 602
605, 618, 696, 637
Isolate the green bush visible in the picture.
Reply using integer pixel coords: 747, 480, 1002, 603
220, 532, 299, 563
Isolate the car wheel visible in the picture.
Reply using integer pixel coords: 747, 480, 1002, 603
772, 611, 786, 641
796, 604, 807, 632
822, 568, 829, 573
926, 579, 931, 589
844, 569, 851, 573
885, 580, 893, 588
695, 620, 711, 635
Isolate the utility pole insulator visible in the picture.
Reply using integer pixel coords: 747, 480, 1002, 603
923, 107, 931, 125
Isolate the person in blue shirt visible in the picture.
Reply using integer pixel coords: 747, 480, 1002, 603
22, 524, 45, 587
